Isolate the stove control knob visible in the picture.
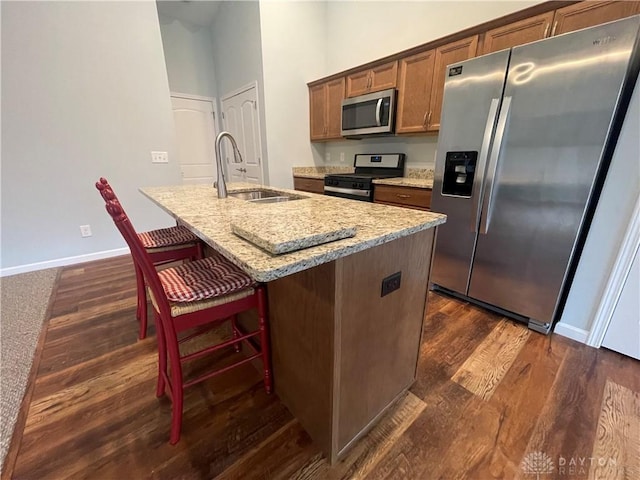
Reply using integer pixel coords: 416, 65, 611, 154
358, 183, 364, 189
352, 182, 358, 188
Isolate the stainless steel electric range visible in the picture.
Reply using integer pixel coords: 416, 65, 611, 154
324, 153, 405, 202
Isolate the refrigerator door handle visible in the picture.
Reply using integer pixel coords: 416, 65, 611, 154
480, 96, 512, 235
471, 98, 500, 232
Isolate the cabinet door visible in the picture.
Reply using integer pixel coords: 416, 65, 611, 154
373, 185, 432, 210
346, 69, 372, 98
369, 61, 398, 93
309, 83, 327, 141
396, 50, 435, 134
293, 177, 325, 194
552, 1, 640, 36
326, 78, 345, 139
429, 35, 478, 132
481, 12, 554, 55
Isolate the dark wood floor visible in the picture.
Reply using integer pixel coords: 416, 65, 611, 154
3, 256, 639, 479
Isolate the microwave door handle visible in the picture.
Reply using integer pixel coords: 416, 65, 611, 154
375, 98, 383, 127
480, 96, 512, 235
471, 98, 500, 232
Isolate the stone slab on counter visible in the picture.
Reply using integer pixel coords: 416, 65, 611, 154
140, 183, 446, 282
231, 214, 356, 255
373, 168, 435, 189
292, 166, 354, 179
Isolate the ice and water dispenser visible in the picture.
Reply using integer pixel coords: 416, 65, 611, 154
442, 151, 478, 197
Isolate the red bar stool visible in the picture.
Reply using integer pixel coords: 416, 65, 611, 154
102, 199, 272, 444
96, 178, 204, 339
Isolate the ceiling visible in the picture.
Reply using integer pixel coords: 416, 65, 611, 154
156, 1, 222, 27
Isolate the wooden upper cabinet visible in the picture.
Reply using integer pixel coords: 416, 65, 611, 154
429, 35, 479, 132
551, 1, 640, 36
309, 83, 327, 141
309, 77, 345, 141
395, 50, 436, 134
346, 70, 371, 98
480, 11, 554, 55
325, 78, 345, 139
346, 61, 398, 98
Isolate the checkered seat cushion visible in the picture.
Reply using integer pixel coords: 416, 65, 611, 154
158, 256, 255, 303
138, 226, 199, 249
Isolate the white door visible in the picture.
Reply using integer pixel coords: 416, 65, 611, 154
171, 96, 218, 184
221, 84, 264, 184
602, 246, 640, 360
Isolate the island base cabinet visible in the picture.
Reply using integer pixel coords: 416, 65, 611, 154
266, 228, 435, 463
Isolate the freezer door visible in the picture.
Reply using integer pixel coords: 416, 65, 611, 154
431, 50, 510, 294
468, 16, 640, 325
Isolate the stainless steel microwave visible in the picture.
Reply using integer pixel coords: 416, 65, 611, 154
341, 88, 396, 137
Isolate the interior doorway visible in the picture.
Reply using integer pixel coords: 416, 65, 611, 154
221, 82, 264, 185
170, 94, 218, 184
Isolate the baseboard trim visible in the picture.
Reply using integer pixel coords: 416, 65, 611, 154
0, 248, 129, 277
553, 322, 589, 344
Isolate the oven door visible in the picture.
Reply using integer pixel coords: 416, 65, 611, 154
341, 89, 396, 137
324, 185, 372, 202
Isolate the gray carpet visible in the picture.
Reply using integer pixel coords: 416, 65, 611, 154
0, 268, 59, 472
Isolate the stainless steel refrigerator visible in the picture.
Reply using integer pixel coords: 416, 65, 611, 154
430, 15, 640, 334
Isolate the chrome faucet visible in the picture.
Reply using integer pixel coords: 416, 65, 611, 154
214, 131, 243, 198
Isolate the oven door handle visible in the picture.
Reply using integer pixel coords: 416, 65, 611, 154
375, 98, 383, 127
324, 186, 371, 198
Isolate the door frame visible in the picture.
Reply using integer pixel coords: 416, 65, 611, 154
170, 92, 221, 182
586, 194, 640, 347
220, 81, 265, 184
170, 91, 219, 127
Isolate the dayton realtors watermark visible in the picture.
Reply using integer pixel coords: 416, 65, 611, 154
521, 451, 620, 478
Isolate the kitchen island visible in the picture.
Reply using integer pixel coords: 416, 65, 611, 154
140, 183, 446, 463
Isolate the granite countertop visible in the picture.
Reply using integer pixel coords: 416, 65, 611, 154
292, 166, 353, 179
373, 168, 435, 189
293, 166, 435, 188
140, 183, 446, 282
292, 171, 326, 179
372, 177, 434, 189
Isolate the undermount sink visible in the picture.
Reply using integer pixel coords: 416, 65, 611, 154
228, 189, 306, 203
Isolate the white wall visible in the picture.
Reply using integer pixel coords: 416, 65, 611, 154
211, 0, 271, 184
158, 13, 218, 98
325, 1, 542, 73
323, 0, 541, 169
259, 1, 327, 189
558, 75, 640, 332
1, 1, 180, 272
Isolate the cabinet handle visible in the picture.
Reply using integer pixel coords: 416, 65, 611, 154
551, 21, 558, 36
543, 23, 550, 37
367, 74, 372, 89
396, 194, 411, 199
423, 111, 428, 126
427, 111, 432, 126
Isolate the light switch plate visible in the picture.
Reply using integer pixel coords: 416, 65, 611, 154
151, 151, 168, 163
